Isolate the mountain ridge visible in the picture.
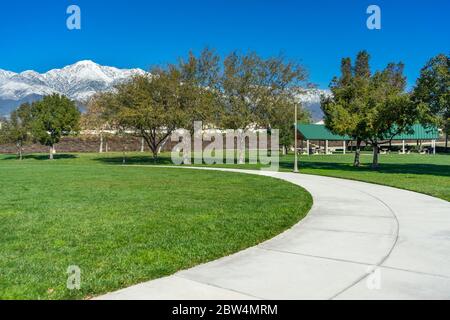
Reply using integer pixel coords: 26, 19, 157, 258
0, 61, 329, 120
0, 60, 145, 115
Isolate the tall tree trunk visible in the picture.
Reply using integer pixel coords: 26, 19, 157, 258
143, 135, 158, 163
146, 137, 158, 163
151, 146, 159, 164
353, 139, 362, 167
140, 137, 145, 152
372, 143, 379, 169
99, 132, 104, 153
143, 133, 168, 163
49, 145, 54, 160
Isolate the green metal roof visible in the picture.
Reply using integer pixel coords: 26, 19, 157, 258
296, 123, 439, 141
296, 124, 350, 141
390, 124, 439, 140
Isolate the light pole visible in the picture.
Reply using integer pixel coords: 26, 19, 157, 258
294, 103, 299, 173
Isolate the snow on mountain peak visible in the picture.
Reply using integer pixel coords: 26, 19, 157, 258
0, 61, 329, 120
295, 88, 331, 121
74, 60, 98, 66
0, 61, 146, 114
0, 69, 17, 83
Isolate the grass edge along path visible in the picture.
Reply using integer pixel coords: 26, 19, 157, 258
18, 152, 448, 202
0, 162, 312, 299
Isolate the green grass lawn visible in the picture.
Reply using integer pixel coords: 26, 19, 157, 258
1, 150, 448, 299
5, 151, 448, 201
30, 151, 448, 201
0, 156, 312, 299
289, 153, 450, 202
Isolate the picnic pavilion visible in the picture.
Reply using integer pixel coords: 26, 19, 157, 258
296, 124, 440, 155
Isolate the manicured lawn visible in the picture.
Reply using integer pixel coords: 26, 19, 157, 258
1, 150, 447, 299
0, 156, 312, 299
290, 153, 450, 202
42, 151, 449, 201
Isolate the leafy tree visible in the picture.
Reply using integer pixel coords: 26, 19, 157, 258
322, 52, 370, 167
412, 53, 450, 151
30, 94, 80, 159
0, 103, 32, 160
177, 48, 223, 131
322, 51, 424, 168
110, 70, 187, 161
267, 95, 310, 154
220, 51, 308, 163
364, 63, 420, 167
105, 49, 308, 163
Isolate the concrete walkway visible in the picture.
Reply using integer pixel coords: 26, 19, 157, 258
96, 167, 450, 300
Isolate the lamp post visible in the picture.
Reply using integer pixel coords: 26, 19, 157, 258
294, 103, 299, 173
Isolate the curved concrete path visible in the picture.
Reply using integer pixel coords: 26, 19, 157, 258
97, 167, 450, 300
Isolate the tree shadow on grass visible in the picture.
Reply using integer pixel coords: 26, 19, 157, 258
93, 154, 174, 165
279, 160, 450, 178
92, 153, 450, 178
1, 154, 78, 161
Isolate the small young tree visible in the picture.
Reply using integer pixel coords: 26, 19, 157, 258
31, 94, 80, 159
0, 103, 32, 160
82, 93, 115, 153
412, 53, 450, 151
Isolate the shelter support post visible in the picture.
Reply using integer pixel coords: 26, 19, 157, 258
402, 140, 405, 154
306, 140, 310, 156
343, 141, 346, 155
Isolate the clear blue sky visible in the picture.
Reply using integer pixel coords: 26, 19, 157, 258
0, 0, 448, 89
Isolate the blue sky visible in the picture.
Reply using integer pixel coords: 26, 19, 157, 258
0, 0, 448, 89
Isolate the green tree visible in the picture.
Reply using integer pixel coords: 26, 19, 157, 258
322, 53, 370, 167
110, 70, 187, 161
364, 63, 420, 167
177, 48, 222, 131
268, 96, 310, 155
31, 94, 80, 159
0, 103, 33, 160
322, 51, 424, 168
220, 51, 308, 163
412, 53, 450, 151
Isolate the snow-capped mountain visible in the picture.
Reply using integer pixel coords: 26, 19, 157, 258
295, 88, 331, 121
0, 60, 145, 115
0, 60, 330, 120
0, 70, 16, 83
